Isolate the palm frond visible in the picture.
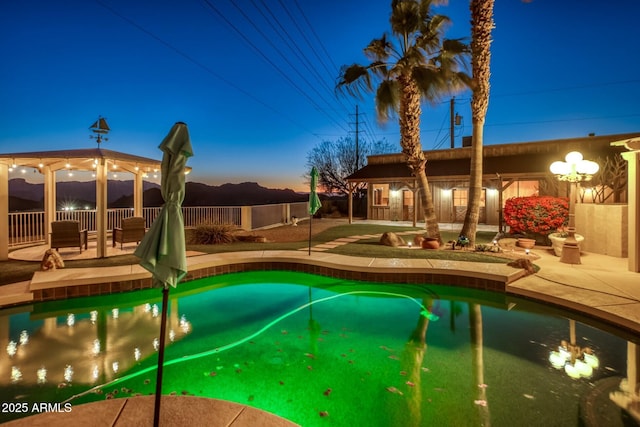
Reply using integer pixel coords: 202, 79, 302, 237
375, 79, 400, 123
390, 0, 421, 37
336, 64, 374, 98
442, 38, 471, 57
417, 14, 451, 52
369, 61, 392, 80
412, 66, 446, 105
364, 35, 393, 62
436, 38, 471, 76
449, 71, 475, 92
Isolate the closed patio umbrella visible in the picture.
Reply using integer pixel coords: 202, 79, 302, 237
308, 166, 322, 255
134, 122, 193, 427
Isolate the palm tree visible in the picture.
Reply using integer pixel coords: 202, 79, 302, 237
337, 0, 470, 242
460, 0, 495, 246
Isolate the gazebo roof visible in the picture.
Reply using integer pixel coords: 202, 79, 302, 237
0, 148, 190, 175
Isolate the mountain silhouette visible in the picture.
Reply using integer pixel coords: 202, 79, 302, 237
112, 182, 307, 207
9, 178, 307, 211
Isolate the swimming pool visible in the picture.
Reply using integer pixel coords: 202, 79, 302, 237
0, 271, 637, 426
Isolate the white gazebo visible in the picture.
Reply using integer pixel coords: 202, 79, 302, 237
0, 148, 167, 260
611, 137, 640, 272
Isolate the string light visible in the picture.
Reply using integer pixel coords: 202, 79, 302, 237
64, 365, 74, 383
37, 367, 47, 384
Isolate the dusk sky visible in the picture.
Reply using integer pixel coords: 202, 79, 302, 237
1, 0, 639, 191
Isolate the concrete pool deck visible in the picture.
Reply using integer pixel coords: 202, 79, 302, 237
1, 234, 639, 426
1, 395, 300, 427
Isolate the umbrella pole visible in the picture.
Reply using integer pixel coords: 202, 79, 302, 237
308, 214, 312, 255
153, 285, 170, 427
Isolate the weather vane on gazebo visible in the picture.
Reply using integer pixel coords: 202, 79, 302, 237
89, 116, 110, 146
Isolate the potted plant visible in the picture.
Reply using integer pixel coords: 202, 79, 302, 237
517, 238, 536, 249
548, 228, 585, 257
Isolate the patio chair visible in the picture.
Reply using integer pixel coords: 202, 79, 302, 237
113, 216, 146, 249
50, 220, 88, 252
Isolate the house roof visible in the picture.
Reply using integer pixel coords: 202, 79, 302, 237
346, 132, 637, 182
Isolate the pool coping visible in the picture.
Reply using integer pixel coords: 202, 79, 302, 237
27, 250, 526, 300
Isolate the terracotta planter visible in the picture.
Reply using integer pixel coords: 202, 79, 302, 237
517, 238, 536, 249
548, 233, 584, 257
421, 237, 440, 250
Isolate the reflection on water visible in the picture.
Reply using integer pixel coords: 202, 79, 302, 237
0, 271, 638, 426
0, 300, 191, 388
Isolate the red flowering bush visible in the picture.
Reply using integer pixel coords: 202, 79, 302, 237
503, 196, 569, 236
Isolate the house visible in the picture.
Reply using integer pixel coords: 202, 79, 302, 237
345, 132, 638, 228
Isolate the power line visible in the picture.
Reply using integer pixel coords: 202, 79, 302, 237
492, 79, 640, 98
485, 113, 640, 127
249, 0, 352, 119
292, 0, 340, 75
201, 0, 349, 132
269, 0, 354, 116
95, 0, 316, 135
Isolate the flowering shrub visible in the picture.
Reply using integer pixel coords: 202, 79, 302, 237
503, 196, 569, 236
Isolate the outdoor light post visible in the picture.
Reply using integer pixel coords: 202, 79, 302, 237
550, 151, 599, 264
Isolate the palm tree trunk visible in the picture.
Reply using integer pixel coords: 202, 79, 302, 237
461, 0, 495, 246
399, 75, 442, 243
403, 297, 432, 427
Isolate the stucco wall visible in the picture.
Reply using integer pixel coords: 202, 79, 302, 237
575, 203, 628, 257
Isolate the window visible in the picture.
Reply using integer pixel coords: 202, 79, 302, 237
503, 180, 539, 201
453, 189, 467, 207
453, 188, 486, 207
403, 190, 413, 206
372, 184, 389, 206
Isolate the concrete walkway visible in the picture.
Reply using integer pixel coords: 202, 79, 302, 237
2, 395, 299, 427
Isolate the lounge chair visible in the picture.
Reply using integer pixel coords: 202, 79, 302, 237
50, 220, 88, 252
113, 216, 146, 249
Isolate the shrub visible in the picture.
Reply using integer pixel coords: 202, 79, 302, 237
190, 222, 236, 245
503, 196, 568, 236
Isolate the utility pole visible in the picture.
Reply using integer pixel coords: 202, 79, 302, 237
450, 98, 455, 149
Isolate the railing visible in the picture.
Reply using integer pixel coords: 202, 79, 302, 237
7, 202, 309, 248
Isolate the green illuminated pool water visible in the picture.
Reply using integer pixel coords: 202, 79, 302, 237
0, 271, 636, 426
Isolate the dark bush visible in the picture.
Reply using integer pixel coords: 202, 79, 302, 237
190, 223, 236, 245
